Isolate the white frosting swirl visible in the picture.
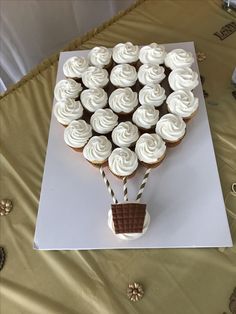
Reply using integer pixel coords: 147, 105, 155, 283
63, 56, 89, 78
53, 98, 83, 125
155, 113, 186, 142
64, 120, 92, 148
54, 79, 82, 101
82, 66, 109, 88
168, 67, 199, 91
135, 133, 166, 163
139, 84, 166, 107
132, 105, 159, 129
165, 48, 194, 70
108, 209, 150, 240
83, 136, 112, 163
80, 88, 108, 112
90, 109, 118, 134
138, 64, 165, 85
108, 147, 138, 177
139, 43, 166, 65
88, 46, 112, 68
109, 88, 138, 113
167, 90, 199, 118
112, 42, 139, 64
110, 64, 137, 87
112, 122, 139, 148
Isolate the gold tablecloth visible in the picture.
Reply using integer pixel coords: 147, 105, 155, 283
1, 1, 236, 313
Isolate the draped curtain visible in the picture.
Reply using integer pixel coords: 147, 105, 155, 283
0, 0, 133, 92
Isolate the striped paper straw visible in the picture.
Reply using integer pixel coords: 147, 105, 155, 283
136, 168, 151, 202
99, 166, 118, 204
123, 177, 128, 202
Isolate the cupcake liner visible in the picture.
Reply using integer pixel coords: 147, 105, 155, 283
165, 131, 186, 147
87, 160, 109, 168
108, 167, 138, 180
167, 106, 198, 123
140, 153, 166, 168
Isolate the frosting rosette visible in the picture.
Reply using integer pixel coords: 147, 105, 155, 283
165, 48, 194, 70
80, 88, 108, 112
63, 56, 89, 78
132, 105, 159, 130
155, 113, 186, 142
112, 42, 139, 64
112, 122, 139, 148
139, 84, 166, 107
166, 90, 199, 118
108, 147, 138, 177
64, 120, 92, 148
83, 136, 112, 164
82, 66, 109, 88
139, 43, 166, 65
110, 64, 137, 87
168, 67, 199, 91
138, 64, 165, 85
88, 46, 112, 68
135, 133, 166, 164
90, 108, 118, 134
53, 98, 83, 125
54, 79, 82, 101
109, 88, 138, 114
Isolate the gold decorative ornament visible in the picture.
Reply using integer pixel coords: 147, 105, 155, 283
197, 52, 206, 62
127, 282, 144, 302
0, 199, 13, 216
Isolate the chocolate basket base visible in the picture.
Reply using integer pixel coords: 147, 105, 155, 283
111, 203, 146, 234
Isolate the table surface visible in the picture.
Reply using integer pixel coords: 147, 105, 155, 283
1, 0, 236, 313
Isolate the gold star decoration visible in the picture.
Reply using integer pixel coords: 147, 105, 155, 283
0, 199, 13, 216
127, 282, 144, 302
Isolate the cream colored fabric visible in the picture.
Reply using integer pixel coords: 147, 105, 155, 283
0, 1, 236, 313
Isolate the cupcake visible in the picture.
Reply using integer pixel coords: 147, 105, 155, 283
112, 122, 139, 148
132, 105, 159, 131
135, 133, 166, 167
53, 98, 83, 126
110, 64, 137, 88
166, 90, 199, 121
139, 43, 166, 65
108, 147, 138, 178
88, 46, 112, 69
83, 136, 112, 166
112, 42, 139, 65
109, 87, 138, 115
155, 113, 186, 147
63, 56, 89, 82
64, 120, 92, 152
90, 108, 118, 134
80, 88, 108, 113
164, 48, 194, 70
138, 64, 165, 86
139, 84, 166, 107
168, 67, 199, 91
54, 79, 83, 101
82, 66, 109, 89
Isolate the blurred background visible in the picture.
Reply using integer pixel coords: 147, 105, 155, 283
0, 0, 134, 92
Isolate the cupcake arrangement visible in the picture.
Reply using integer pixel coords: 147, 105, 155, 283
54, 42, 199, 173
53, 42, 200, 239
